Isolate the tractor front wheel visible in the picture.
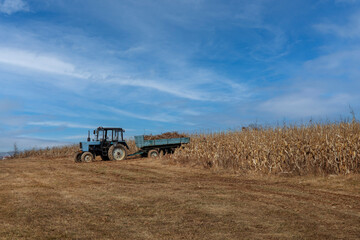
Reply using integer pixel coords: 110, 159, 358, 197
108, 145, 127, 161
81, 152, 94, 163
74, 152, 82, 163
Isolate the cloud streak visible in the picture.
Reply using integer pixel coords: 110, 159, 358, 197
314, 11, 360, 39
0, 48, 87, 78
0, 0, 28, 15
104, 106, 180, 123
106, 78, 211, 101
27, 121, 97, 129
260, 91, 353, 118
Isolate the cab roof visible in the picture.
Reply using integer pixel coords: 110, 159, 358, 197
97, 127, 125, 132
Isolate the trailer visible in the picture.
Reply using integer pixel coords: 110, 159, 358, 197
129, 135, 190, 158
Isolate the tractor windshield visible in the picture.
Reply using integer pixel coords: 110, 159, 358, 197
96, 129, 105, 141
113, 130, 121, 141
95, 128, 123, 141
107, 130, 120, 141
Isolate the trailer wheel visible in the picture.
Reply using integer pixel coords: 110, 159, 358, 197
108, 145, 127, 161
148, 149, 159, 158
74, 152, 82, 163
81, 152, 94, 163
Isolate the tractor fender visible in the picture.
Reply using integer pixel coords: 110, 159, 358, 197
115, 142, 129, 150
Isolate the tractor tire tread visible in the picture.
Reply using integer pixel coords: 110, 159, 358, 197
108, 145, 127, 161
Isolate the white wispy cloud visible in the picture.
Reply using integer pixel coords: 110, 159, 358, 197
260, 91, 353, 118
0, 0, 28, 15
105, 106, 179, 123
264, 49, 360, 119
0, 2, 253, 103
105, 78, 211, 101
27, 121, 97, 129
303, 49, 360, 77
0, 48, 87, 78
62, 135, 86, 140
314, 11, 360, 39
335, 0, 359, 4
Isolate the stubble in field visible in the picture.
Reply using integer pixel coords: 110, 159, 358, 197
0, 156, 359, 239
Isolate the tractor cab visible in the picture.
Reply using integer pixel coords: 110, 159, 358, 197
75, 127, 129, 163
93, 127, 125, 142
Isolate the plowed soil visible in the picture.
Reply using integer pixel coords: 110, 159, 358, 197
0, 157, 359, 239
144, 132, 187, 140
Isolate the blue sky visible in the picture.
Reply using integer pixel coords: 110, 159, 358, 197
1, 0, 360, 151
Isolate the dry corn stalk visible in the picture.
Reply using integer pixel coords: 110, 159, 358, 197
170, 122, 360, 175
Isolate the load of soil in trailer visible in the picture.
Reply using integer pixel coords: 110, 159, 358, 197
144, 132, 188, 140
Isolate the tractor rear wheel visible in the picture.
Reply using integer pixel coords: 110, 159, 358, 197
74, 152, 82, 163
148, 149, 159, 158
108, 145, 127, 161
81, 152, 94, 163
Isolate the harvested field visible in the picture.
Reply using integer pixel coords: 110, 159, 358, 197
0, 156, 359, 239
144, 132, 188, 140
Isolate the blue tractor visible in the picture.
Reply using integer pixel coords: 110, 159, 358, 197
74, 127, 129, 163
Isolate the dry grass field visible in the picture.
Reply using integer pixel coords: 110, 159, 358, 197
1, 156, 360, 239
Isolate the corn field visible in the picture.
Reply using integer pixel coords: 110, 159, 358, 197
170, 122, 360, 175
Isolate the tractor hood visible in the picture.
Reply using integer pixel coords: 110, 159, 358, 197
80, 141, 101, 152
